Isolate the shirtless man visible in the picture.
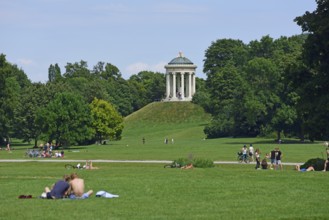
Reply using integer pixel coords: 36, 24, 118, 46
69, 173, 93, 199
181, 163, 193, 169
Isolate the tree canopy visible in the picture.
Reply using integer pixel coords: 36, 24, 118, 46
201, 35, 306, 139
292, 0, 329, 140
90, 98, 124, 143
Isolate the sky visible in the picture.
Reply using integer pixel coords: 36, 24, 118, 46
0, 0, 317, 82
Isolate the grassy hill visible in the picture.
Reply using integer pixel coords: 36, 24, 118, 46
123, 101, 211, 141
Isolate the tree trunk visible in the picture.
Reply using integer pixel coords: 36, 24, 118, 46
277, 131, 281, 142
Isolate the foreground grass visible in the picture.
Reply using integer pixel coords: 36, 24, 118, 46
0, 162, 328, 220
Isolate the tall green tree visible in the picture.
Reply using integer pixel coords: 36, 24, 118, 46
128, 71, 166, 111
13, 83, 61, 146
204, 39, 249, 77
203, 35, 305, 139
204, 64, 248, 137
91, 62, 134, 116
37, 92, 94, 146
292, 0, 329, 140
0, 54, 30, 143
90, 98, 124, 143
64, 60, 91, 79
48, 63, 62, 82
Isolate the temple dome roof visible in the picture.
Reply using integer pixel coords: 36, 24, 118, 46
168, 52, 194, 65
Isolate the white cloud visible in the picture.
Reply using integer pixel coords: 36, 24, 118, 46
124, 61, 167, 79
17, 58, 34, 66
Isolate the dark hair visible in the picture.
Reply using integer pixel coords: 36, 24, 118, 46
63, 174, 71, 182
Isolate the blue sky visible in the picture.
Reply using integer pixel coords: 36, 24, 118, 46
0, 0, 317, 82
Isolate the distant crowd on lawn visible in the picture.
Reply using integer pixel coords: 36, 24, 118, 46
238, 144, 283, 170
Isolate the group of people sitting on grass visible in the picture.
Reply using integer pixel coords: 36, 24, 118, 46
40, 142, 64, 158
41, 172, 93, 199
27, 142, 64, 158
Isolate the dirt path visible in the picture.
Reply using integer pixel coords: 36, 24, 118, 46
0, 159, 301, 165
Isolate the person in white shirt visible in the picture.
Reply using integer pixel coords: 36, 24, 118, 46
249, 144, 254, 162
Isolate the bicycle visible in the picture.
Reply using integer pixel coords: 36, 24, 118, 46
237, 152, 249, 163
164, 161, 181, 168
65, 163, 82, 169
25, 149, 40, 158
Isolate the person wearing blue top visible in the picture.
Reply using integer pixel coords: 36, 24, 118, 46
296, 164, 314, 172
44, 175, 70, 199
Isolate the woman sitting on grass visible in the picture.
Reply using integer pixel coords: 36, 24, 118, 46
261, 153, 269, 169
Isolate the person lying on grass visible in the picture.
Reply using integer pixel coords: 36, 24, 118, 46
181, 163, 193, 169
296, 164, 315, 172
83, 160, 99, 170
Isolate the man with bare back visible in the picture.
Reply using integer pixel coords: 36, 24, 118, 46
69, 173, 93, 199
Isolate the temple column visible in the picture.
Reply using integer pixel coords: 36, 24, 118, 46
192, 73, 196, 96
172, 72, 177, 99
180, 72, 185, 99
166, 73, 170, 99
188, 72, 192, 99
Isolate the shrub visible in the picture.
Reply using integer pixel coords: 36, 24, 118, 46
173, 157, 214, 168
174, 158, 191, 167
192, 158, 215, 168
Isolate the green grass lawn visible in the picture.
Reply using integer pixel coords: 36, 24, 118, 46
1, 138, 328, 220
1, 102, 329, 219
0, 162, 328, 220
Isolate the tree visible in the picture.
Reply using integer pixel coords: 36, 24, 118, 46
204, 64, 248, 137
90, 98, 124, 143
192, 78, 211, 113
0, 54, 30, 143
64, 60, 91, 79
65, 77, 110, 104
37, 92, 94, 146
91, 62, 135, 116
203, 39, 249, 77
128, 71, 166, 111
292, 0, 329, 140
249, 35, 275, 59
14, 83, 44, 146
48, 63, 62, 82
13, 82, 64, 146
203, 35, 306, 139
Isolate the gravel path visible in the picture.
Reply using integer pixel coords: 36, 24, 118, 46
0, 159, 301, 165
